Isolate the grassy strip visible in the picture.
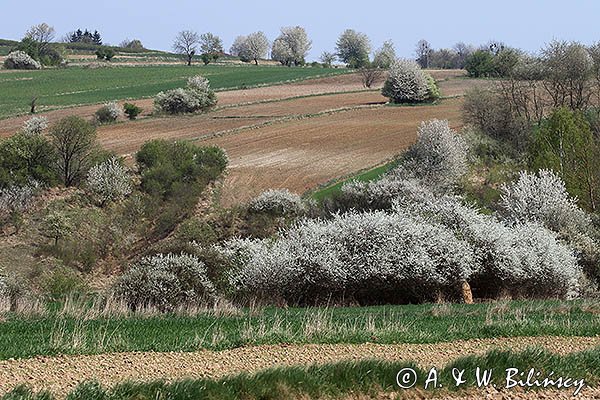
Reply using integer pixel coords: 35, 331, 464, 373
5, 347, 599, 399
309, 160, 398, 201
0, 65, 349, 119
0, 300, 598, 360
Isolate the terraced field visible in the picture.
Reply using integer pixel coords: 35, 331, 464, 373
0, 68, 484, 206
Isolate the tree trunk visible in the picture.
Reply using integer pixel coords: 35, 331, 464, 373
460, 280, 474, 304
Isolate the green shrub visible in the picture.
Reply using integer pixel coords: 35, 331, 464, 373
0, 133, 58, 188
41, 266, 87, 300
49, 116, 98, 186
94, 47, 115, 61
123, 103, 142, 120
465, 50, 494, 77
136, 140, 227, 199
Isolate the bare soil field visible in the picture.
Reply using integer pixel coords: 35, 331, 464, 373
0, 70, 480, 206
202, 99, 464, 205
1, 336, 596, 397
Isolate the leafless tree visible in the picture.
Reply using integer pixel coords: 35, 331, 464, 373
541, 40, 593, 110
360, 67, 383, 88
319, 51, 336, 67
24, 23, 55, 53
173, 30, 200, 66
415, 39, 431, 68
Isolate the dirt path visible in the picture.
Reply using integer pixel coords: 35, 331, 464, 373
1, 336, 597, 396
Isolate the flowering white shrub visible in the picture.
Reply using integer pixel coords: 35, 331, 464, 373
221, 180, 579, 303
154, 75, 217, 114
3, 51, 41, 70
0, 181, 40, 220
393, 194, 580, 298
248, 189, 306, 216
382, 59, 433, 103
221, 210, 476, 304
86, 157, 132, 206
22, 117, 48, 136
499, 169, 591, 234
402, 120, 468, 190
336, 175, 431, 212
95, 101, 122, 124
114, 253, 216, 311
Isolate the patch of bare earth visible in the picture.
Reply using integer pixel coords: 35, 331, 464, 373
202, 99, 463, 206
0, 336, 597, 397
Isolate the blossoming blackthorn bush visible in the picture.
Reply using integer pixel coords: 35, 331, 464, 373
3, 51, 41, 70
248, 189, 306, 216
114, 253, 216, 311
154, 76, 217, 114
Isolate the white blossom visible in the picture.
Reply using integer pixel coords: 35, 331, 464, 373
248, 189, 306, 216
499, 169, 591, 234
271, 26, 311, 66
22, 117, 48, 136
335, 29, 371, 68
221, 180, 580, 303
86, 157, 132, 206
231, 32, 269, 65
0, 181, 40, 219
402, 119, 468, 190
114, 253, 216, 311
373, 40, 396, 69
4, 51, 41, 70
154, 75, 216, 114
382, 59, 431, 103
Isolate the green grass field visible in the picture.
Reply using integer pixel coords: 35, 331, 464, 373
0, 300, 597, 360
0, 64, 348, 119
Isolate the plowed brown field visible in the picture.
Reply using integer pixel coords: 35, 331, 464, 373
0, 69, 486, 206
201, 99, 463, 205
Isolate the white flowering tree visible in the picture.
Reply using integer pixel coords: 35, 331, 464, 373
230, 32, 269, 65
86, 157, 132, 207
246, 32, 270, 65
248, 189, 306, 216
373, 40, 396, 69
402, 120, 468, 191
4, 51, 41, 70
335, 29, 371, 68
382, 59, 434, 103
21, 116, 48, 136
154, 75, 217, 114
0, 182, 40, 229
499, 169, 591, 235
95, 101, 122, 124
271, 26, 311, 66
